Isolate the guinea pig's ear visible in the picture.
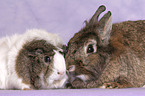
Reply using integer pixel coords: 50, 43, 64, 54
58, 45, 68, 57
35, 49, 43, 55
27, 49, 43, 57
98, 11, 112, 46
62, 45, 68, 56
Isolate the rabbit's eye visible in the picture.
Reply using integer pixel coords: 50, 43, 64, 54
68, 65, 75, 72
85, 40, 97, 55
44, 56, 51, 63
87, 45, 94, 53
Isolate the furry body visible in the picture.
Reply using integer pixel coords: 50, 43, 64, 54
0, 29, 67, 89
65, 5, 145, 88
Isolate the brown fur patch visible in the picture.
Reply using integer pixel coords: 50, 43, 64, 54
15, 40, 56, 89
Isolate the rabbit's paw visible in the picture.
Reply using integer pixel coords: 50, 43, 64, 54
99, 82, 122, 89
23, 88, 33, 90
71, 78, 86, 88
65, 82, 73, 89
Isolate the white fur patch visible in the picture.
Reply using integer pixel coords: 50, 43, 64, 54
76, 74, 89, 82
53, 50, 66, 74
46, 50, 68, 88
98, 85, 106, 89
25, 29, 63, 47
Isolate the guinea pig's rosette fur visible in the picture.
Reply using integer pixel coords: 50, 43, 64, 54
0, 29, 68, 90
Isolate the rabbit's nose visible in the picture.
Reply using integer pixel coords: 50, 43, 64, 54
57, 71, 65, 75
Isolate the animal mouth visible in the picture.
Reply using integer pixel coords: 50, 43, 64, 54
67, 72, 87, 84
65, 76, 87, 88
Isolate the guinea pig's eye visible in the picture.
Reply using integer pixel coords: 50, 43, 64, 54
44, 56, 51, 63
87, 44, 94, 53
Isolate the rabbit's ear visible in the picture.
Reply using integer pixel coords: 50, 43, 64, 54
98, 11, 112, 46
88, 5, 106, 25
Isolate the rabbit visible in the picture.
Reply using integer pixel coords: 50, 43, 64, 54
65, 5, 145, 89
0, 29, 68, 90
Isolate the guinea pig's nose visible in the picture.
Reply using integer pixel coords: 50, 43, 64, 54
57, 71, 65, 75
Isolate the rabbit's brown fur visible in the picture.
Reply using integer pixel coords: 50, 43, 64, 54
65, 5, 145, 88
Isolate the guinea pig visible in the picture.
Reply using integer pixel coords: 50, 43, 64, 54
65, 5, 145, 89
0, 29, 68, 90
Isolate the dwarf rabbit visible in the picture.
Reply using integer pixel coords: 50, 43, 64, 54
0, 29, 68, 90
65, 5, 145, 89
